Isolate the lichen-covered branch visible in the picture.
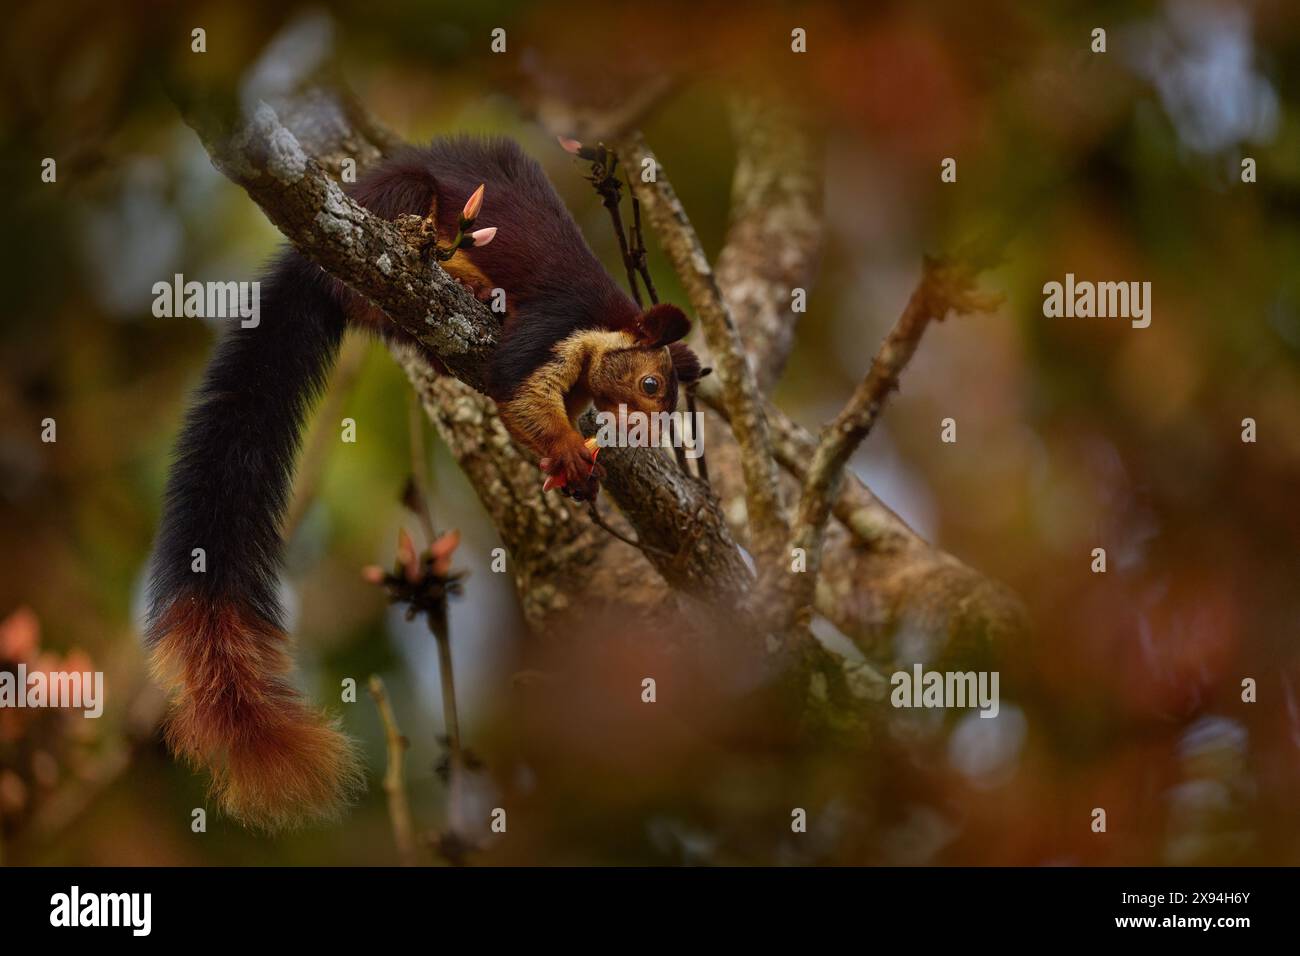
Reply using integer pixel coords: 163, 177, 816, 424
178, 97, 497, 391
714, 96, 824, 392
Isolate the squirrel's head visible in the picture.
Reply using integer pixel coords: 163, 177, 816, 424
589, 304, 701, 417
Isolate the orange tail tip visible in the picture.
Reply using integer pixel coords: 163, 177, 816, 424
149, 600, 363, 831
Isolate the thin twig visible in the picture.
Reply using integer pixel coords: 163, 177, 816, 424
626, 175, 659, 304
602, 166, 643, 309
685, 387, 708, 483
367, 675, 418, 865
584, 498, 674, 560
429, 603, 465, 843
576, 146, 644, 307
573, 144, 707, 484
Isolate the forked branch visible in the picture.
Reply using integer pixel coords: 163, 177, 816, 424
771, 256, 1002, 628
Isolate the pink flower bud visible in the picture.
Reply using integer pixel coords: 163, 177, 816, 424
361, 565, 386, 585
557, 136, 583, 155
470, 227, 497, 247
429, 529, 461, 577
461, 183, 485, 222
396, 528, 420, 582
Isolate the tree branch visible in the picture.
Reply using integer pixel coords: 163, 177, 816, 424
714, 95, 824, 392
610, 108, 1025, 674
614, 131, 788, 562
696, 359, 1027, 663
695, 375, 913, 549
367, 675, 418, 865
773, 256, 1002, 628
178, 98, 496, 390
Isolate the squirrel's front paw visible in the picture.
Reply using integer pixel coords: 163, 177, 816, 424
541, 437, 602, 500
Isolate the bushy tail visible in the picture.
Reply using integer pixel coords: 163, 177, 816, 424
146, 250, 361, 830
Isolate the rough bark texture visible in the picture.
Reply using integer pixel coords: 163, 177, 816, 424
579, 414, 753, 602
713, 96, 824, 392
181, 95, 496, 392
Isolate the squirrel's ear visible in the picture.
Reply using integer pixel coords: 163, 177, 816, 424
633, 304, 691, 348
668, 342, 702, 383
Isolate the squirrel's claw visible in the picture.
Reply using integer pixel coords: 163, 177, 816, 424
540, 438, 600, 496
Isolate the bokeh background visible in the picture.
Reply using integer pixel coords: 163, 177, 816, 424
1, 0, 1298, 865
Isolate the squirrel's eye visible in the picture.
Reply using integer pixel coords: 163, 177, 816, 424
640, 375, 660, 396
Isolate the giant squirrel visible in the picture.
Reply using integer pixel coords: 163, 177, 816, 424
146, 136, 700, 830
